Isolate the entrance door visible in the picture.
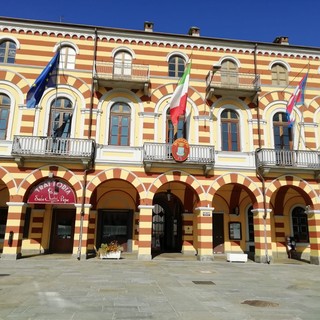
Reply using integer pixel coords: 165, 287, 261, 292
213, 213, 224, 253
152, 193, 182, 254
97, 210, 133, 252
50, 209, 75, 253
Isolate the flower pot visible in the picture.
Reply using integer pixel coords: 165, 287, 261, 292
100, 250, 121, 259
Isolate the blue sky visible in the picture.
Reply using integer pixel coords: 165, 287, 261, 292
2, 0, 320, 48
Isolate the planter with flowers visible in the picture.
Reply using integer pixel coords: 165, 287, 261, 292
97, 240, 123, 259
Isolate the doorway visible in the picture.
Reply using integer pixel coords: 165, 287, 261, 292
50, 209, 75, 253
152, 193, 183, 254
213, 213, 224, 253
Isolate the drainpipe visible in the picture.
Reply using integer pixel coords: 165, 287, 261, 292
77, 28, 98, 260
254, 43, 270, 264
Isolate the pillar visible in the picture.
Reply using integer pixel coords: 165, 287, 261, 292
73, 203, 91, 260
252, 208, 272, 263
2, 202, 26, 260
307, 209, 320, 265
195, 206, 214, 261
137, 205, 154, 261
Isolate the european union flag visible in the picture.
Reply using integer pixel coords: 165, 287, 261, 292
26, 50, 60, 108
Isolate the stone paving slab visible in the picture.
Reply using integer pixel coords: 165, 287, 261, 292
0, 255, 319, 319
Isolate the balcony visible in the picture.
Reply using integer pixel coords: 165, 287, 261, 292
143, 143, 215, 176
205, 70, 260, 100
255, 148, 320, 178
94, 61, 150, 95
12, 136, 96, 168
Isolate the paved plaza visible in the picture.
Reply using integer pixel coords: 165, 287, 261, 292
0, 254, 319, 320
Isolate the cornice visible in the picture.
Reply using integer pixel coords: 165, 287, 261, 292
1, 17, 320, 59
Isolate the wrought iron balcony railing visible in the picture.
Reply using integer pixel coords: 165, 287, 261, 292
12, 136, 96, 167
143, 142, 215, 175
255, 148, 320, 176
205, 70, 260, 100
94, 61, 150, 94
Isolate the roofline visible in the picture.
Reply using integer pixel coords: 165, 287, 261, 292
1, 15, 320, 53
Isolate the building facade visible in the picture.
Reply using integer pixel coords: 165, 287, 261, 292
0, 17, 319, 264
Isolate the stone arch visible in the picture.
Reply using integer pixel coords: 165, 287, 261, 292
0, 166, 18, 200
207, 173, 264, 208
151, 83, 206, 113
16, 165, 83, 203
265, 175, 320, 210
86, 168, 146, 203
0, 68, 30, 95
259, 90, 291, 108
146, 170, 207, 206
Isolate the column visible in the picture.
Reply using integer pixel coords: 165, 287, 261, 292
252, 208, 272, 263
2, 202, 26, 260
307, 209, 320, 265
195, 206, 214, 261
73, 203, 91, 260
137, 205, 154, 261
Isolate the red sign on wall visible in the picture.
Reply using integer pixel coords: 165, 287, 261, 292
171, 138, 190, 162
28, 180, 76, 204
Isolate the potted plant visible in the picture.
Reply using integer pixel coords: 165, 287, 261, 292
97, 240, 123, 259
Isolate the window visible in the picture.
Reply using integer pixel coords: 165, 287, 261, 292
48, 97, 73, 138
0, 207, 8, 240
221, 59, 238, 86
0, 40, 16, 64
114, 51, 132, 77
109, 102, 131, 146
273, 112, 291, 150
221, 109, 240, 151
0, 94, 10, 140
271, 63, 288, 86
166, 109, 186, 143
247, 206, 254, 242
168, 56, 185, 78
292, 206, 309, 243
59, 46, 76, 69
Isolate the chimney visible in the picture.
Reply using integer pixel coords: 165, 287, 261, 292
188, 26, 200, 37
273, 36, 289, 45
144, 21, 154, 32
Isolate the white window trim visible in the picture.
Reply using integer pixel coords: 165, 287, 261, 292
0, 36, 20, 49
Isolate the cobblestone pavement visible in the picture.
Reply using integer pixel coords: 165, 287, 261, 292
0, 254, 319, 320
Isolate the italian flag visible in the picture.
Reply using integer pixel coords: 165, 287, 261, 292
169, 62, 191, 126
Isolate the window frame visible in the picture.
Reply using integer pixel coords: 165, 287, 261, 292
0, 40, 17, 64
273, 112, 292, 150
168, 55, 186, 78
271, 63, 288, 86
59, 46, 76, 70
48, 97, 73, 138
291, 206, 309, 243
108, 102, 131, 146
0, 93, 10, 140
221, 109, 240, 151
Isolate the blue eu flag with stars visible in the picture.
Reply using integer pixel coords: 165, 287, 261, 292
26, 50, 60, 108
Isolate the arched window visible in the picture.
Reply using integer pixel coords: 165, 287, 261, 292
109, 102, 131, 146
273, 112, 291, 150
114, 51, 132, 77
166, 109, 186, 143
221, 59, 238, 85
221, 109, 240, 151
0, 93, 10, 140
271, 63, 288, 86
292, 206, 309, 243
59, 46, 76, 69
0, 40, 16, 63
168, 55, 185, 78
48, 97, 73, 138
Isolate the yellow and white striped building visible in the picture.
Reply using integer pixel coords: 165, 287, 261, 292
0, 17, 319, 264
